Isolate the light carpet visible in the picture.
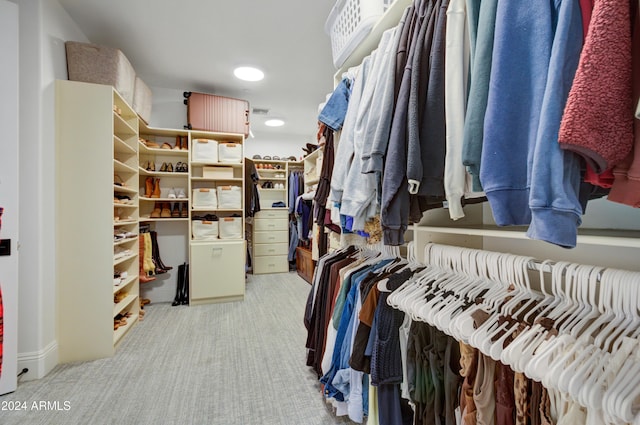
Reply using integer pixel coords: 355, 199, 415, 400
0, 272, 359, 425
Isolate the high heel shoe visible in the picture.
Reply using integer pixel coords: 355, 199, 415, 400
173, 135, 181, 150
181, 136, 188, 150
167, 162, 174, 172
159, 162, 168, 172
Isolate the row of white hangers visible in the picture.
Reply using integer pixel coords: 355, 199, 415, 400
386, 243, 640, 424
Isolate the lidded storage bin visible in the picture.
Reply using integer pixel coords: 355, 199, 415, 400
65, 41, 136, 106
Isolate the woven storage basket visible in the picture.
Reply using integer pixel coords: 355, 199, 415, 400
325, 0, 393, 68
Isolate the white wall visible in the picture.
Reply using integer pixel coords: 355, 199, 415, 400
16, 0, 89, 381
0, 0, 19, 395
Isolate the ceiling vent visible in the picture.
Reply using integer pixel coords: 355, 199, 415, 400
252, 107, 270, 115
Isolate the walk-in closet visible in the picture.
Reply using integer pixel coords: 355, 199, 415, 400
2, 0, 640, 424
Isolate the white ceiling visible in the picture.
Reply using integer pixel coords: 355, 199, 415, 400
56, 0, 338, 141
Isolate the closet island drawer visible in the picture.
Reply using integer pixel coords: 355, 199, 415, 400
253, 218, 288, 232
254, 243, 288, 257
253, 255, 288, 274
254, 209, 288, 220
254, 231, 288, 244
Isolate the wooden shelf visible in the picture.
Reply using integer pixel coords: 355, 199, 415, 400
114, 236, 137, 247
139, 217, 189, 222
114, 275, 138, 294
138, 141, 189, 156
113, 112, 137, 137
114, 158, 137, 174
114, 135, 136, 155
113, 185, 138, 194
191, 207, 242, 212
414, 225, 640, 249
113, 252, 137, 267
191, 161, 243, 167
113, 312, 139, 345
139, 167, 189, 177
113, 293, 138, 317
191, 177, 243, 182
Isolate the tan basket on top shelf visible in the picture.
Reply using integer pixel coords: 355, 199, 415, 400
325, 0, 394, 68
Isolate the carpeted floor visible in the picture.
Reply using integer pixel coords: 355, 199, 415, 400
0, 272, 359, 425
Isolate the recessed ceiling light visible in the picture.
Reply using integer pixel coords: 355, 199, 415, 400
233, 66, 264, 82
265, 119, 285, 127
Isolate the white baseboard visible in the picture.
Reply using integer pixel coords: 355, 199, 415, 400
17, 341, 58, 382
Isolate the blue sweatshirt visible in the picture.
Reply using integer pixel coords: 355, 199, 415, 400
481, 0, 584, 247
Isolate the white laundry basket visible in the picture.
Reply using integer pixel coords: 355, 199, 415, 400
325, 0, 394, 68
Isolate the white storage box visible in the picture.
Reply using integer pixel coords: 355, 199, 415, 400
203, 166, 235, 179
192, 139, 219, 162
192, 220, 219, 240
325, 0, 392, 68
65, 41, 136, 106
217, 185, 242, 209
192, 188, 218, 208
218, 142, 243, 163
219, 217, 243, 239
133, 76, 153, 124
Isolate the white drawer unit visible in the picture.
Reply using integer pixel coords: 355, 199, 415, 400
254, 209, 288, 220
253, 218, 288, 232
254, 242, 288, 257
252, 210, 289, 275
253, 231, 289, 244
254, 255, 289, 274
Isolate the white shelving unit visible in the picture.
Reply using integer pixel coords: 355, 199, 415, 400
248, 158, 295, 274
56, 80, 140, 362
188, 130, 246, 304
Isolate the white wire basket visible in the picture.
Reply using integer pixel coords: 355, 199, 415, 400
325, 0, 394, 68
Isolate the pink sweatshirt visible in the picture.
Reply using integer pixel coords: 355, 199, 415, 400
558, 0, 634, 173
608, 4, 640, 206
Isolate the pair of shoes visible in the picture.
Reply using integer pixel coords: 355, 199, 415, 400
174, 136, 188, 150
144, 161, 156, 172
114, 174, 126, 187
145, 177, 162, 198
159, 162, 174, 173
262, 181, 274, 189
175, 162, 188, 172
167, 188, 186, 199
170, 202, 188, 218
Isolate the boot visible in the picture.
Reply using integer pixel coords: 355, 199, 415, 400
172, 264, 184, 306
150, 202, 162, 218
181, 136, 188, 151
139, 234, 156, 283
145, 177, 154, 198
151, 178, 161, 198
150, 230, 172, 271
181, 262, 189, 305
143, 232, 156, 276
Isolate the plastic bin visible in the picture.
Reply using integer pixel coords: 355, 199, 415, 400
324, 0, 393, 68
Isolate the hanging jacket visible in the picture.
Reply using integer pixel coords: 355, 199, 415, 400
608, 3, 640, 207
461, 0, 499, 192
525, 0, 585, 248
558, 0, 634, 173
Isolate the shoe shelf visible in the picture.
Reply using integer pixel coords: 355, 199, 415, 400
190, 161, 243, 168
113, 292, 138, 317
139, 196, 188, 202
114, 274, 137, 294
113, 202, 137, 209
113, 252, 137, 267
113, 218, 137, 225
114, 135, 136, 155
114, 158, 137, 174
191, 207, 243, 213
139, 167, 189, 177
113, 185, 138, 195
138, 141, 189, 156
139, 217, 189, 222
113, 112, 137, 137
113, 311, 138, 345
114, 236, 137, 247
190, 177, 243, 182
